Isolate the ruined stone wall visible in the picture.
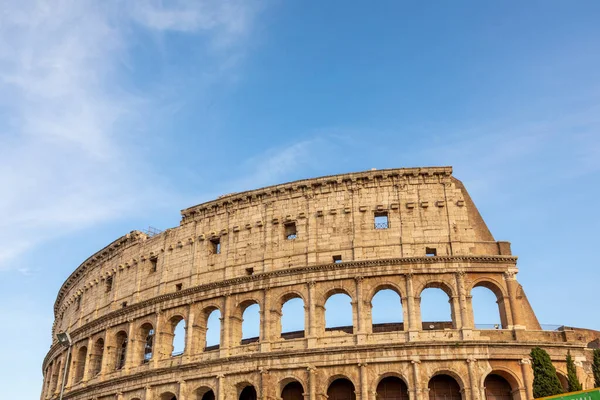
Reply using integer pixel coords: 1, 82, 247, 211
41, 167, 598, 400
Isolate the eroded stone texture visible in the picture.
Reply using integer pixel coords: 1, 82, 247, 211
41, 167, 600, 400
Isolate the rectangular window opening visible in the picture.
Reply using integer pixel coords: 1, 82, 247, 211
105, 276, 113, 293
374, 212, 389, 229
245, 267, 254, 276
150, 257, 158, 273
210, 238, 221, 255
333, 255, 342, 263
76, 296, 82, 310
285, 222, 297, 240
426, 247, 437, 257
175, 283, 182, 291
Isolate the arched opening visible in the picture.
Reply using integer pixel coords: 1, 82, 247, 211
140, 323, 154, 363
484, 374, 514, 400
45, 362, 53, 395
74, 346, 87, 382
160, 392, 177, 400
372, 289, 404, 332
195, 387, 215, 400
114, 331, 128, 370
51, 359, 61, 393
281, 297, 305, 339
327, 378, 356, 400
428, 374, 461, 400
239, 385, 257, 400
241, 303, 260, 344
472, 284, 507, 329
420, 287, 454, 330
205, 308, 221, 351
170, 316, 186, 356
376, 376, 409, 399
90, 338, 104, 377
557, 372, 569, 392
281, 380, 304, 400
325, 292, 353, 333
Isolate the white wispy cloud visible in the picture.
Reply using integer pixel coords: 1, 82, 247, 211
0, 0, 263, 271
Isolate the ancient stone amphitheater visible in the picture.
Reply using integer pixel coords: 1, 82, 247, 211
42, 167, 599, 400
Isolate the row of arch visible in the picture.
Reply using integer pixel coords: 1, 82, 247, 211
125, 373, 518, 400
44, 275, 516, 397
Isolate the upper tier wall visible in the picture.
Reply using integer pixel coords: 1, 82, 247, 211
52, 167, 510, 338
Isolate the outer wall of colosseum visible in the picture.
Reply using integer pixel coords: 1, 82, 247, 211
41, 167, 599, 400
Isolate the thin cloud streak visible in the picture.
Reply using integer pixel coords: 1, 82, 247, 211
0, 0, 263, 271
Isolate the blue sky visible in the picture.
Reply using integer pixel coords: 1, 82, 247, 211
1, 1, 600, 397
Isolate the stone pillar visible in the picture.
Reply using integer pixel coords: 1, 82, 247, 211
82, 336, 94, 382
116, 391, 124, 400
153, 311, 164, 367
411, 359, 422, 400
307, 281, 318, 348
359, 363, 369, 400
220, 296, 231, 358
145, 385, 153, 400
185, 305, 196, 361
355, 276, 367, 344
100, 331, 112, 377
217, 374, 226, 400
124, 320, 135, 372
179, 380, 187, 400
260, 368, 271, 400
455, 272, 472, 328
406, 274, 419, 339
307, 366, 317, 400
504, 272, 524, 328
466, 358, 480, 400
261, 289, 272, 352
519, 358, 533, 400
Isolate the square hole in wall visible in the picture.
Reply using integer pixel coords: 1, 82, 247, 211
333, 255, 342, 263
426, 247, 437, 256
105, 276, 113, 293
210, 238, 221, 255
285, 222, 297, 240
374, 212, 389, 229
121, 301, 128, 308
246, 267, 254, 276
150, 256, 158, 273
175, 283, 183, 291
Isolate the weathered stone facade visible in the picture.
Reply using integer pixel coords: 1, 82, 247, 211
41, 167, 599, 400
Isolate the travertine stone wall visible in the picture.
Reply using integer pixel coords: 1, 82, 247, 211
41, 167, 600, 400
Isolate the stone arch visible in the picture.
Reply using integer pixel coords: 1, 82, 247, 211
138, 322, 154, 364
194, 385, 216, 400
470, 278, 510, 329
326, 376, 356, 400
323, 288, 354, 333
556, 371, 569, 392
484, 372, 518, 400
429, 368, 466, 391
159, 391, 177, 400
370, 285, 404, 333
235, 298, 261, 344
480, 367, 522, 393
419, 281, 457, 330
202, 305, 221, 351
279, 377, 305, 400
74, 345, 87, 383
279, 292, 306, 339
168, 315, 186, 356
89, 337, 104, 377
236, 381, 258, 400
374, 371, 410, 389
376, 375, 410, 400
114, 330, 128, 370
428, 372, 464, 400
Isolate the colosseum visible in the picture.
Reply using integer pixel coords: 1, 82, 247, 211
41, 167, 600, 400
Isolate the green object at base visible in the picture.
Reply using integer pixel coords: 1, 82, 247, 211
539, 388, 600, 399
